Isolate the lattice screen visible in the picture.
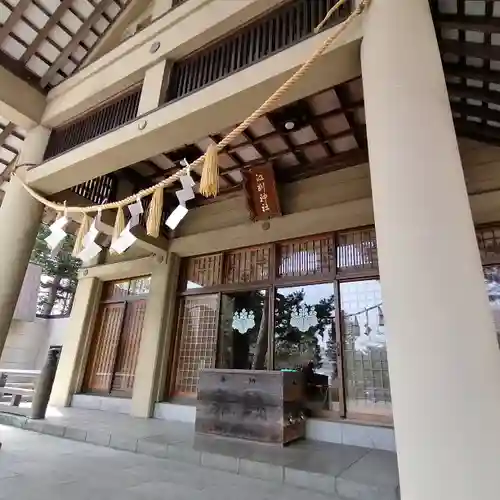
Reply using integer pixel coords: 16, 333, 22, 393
337, 228, 378, 276
183, 254, 223, 289
175, 295, 219, 394
477, 226, 500, 265
277, 235, 335, 278
223, 246, 271, 284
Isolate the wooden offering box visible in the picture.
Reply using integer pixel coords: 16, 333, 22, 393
196, 369, 306, 445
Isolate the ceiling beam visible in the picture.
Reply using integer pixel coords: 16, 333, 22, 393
0, 64, 46, 128
436, 14, 500, 33
0, 123, 15, 148
454, 118, 500, 146
451, 101, 500, 122
20, 0, 75, 65
444, 63, 500, 85
281, 148, 368, 183
447, 82, 500, 107
40, 0, 116, 88
439, 39, 500, 60
0, 50, 45, 93
0, 0, 32, 46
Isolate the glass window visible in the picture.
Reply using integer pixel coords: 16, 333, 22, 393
129, 276, 151, 295
340, 280, 392, 422
274, 283, 340, 416
484, 266, 500, 348
218, 290, 268, 370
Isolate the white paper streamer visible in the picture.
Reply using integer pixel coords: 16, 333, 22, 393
45, 216, 70, 257
166, 205, 188, 230
165, 160, 195, 231
176, 174, 195, 205
110, 199, 144, 254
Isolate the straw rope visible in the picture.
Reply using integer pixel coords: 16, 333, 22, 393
15, 0, 370, 215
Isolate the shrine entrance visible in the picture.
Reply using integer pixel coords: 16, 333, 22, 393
167, 228, 393, 425
83, 277, 150, 398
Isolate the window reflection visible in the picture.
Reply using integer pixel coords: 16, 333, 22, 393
341, 280, 392, 422
274, 284, 340, 416
218, 290, 268, 370
484, 266, 500, 347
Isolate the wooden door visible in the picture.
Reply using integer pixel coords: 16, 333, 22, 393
84, 302, 125, 393
111, 299, 147, 395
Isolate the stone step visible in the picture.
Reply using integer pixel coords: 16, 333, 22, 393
0, 411, 399, 500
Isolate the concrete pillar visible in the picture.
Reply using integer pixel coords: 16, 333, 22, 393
131, 252, 180, 417
50, 278, 102, 407
18, 125, 50, 168
137, 59, 172, 115
0, 126, 49, 357
361, 1, 500, 500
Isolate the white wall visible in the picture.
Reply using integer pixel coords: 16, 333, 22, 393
0, 317, 69, 370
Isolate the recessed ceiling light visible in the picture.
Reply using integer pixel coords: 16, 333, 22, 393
284, 121, 295, 130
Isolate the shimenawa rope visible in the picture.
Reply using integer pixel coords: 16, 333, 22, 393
14, 0, 370, 217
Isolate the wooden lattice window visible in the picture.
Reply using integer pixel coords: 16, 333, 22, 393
337, 228, 378, 277
174, 295, 219, 395
477, 226, 500, 265
223, 245, 271, 284
183, 254, 223, 290
277, 235, 335, 278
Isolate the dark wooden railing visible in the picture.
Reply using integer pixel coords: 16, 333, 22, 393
166, 0, 351, 101
44, 86, 142, 160
70, 174, 118, 205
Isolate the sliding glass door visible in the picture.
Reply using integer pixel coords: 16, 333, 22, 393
273, 283, 342, 417
340, 279, 392, 423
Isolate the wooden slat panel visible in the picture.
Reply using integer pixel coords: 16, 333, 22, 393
183, 254, 223, 289
84, 303, 125, 393
336, 228, 378, 276
70, 174, 118, 205
477, 225, 500, 265
44, 87, 142, 160
166, 0, 351, 101
112, 300, 147, 394
223, 245, 271, 284
277, 235, 335, 278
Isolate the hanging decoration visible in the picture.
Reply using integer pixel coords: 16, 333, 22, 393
12, 0, 371, 256
72, 214, 91, 257
346, 302, 387, 354
146, 187, 164, 238
77, 212, 103, 263
290, 305, 318, 332
166, 160, 195, 230
45, 214, 70, 257
111, 206, 125, 250
110, 199, 144, 254
232, 309, 255, 334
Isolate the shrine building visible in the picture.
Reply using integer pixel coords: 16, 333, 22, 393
0, 1, 499, 499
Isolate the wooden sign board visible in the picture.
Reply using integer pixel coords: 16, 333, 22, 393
242, 165, 281, 221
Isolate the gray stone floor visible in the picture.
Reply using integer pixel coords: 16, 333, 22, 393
0, 407, 400, 499
0, 426, 352, 500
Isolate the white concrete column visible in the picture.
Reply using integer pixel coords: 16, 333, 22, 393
0, 126, 49, 357
361, 1, 500, 500
137, 59, 172, 115
18, 125, 51, 167
131, 252, 180, 417
50, 277, 102, 406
